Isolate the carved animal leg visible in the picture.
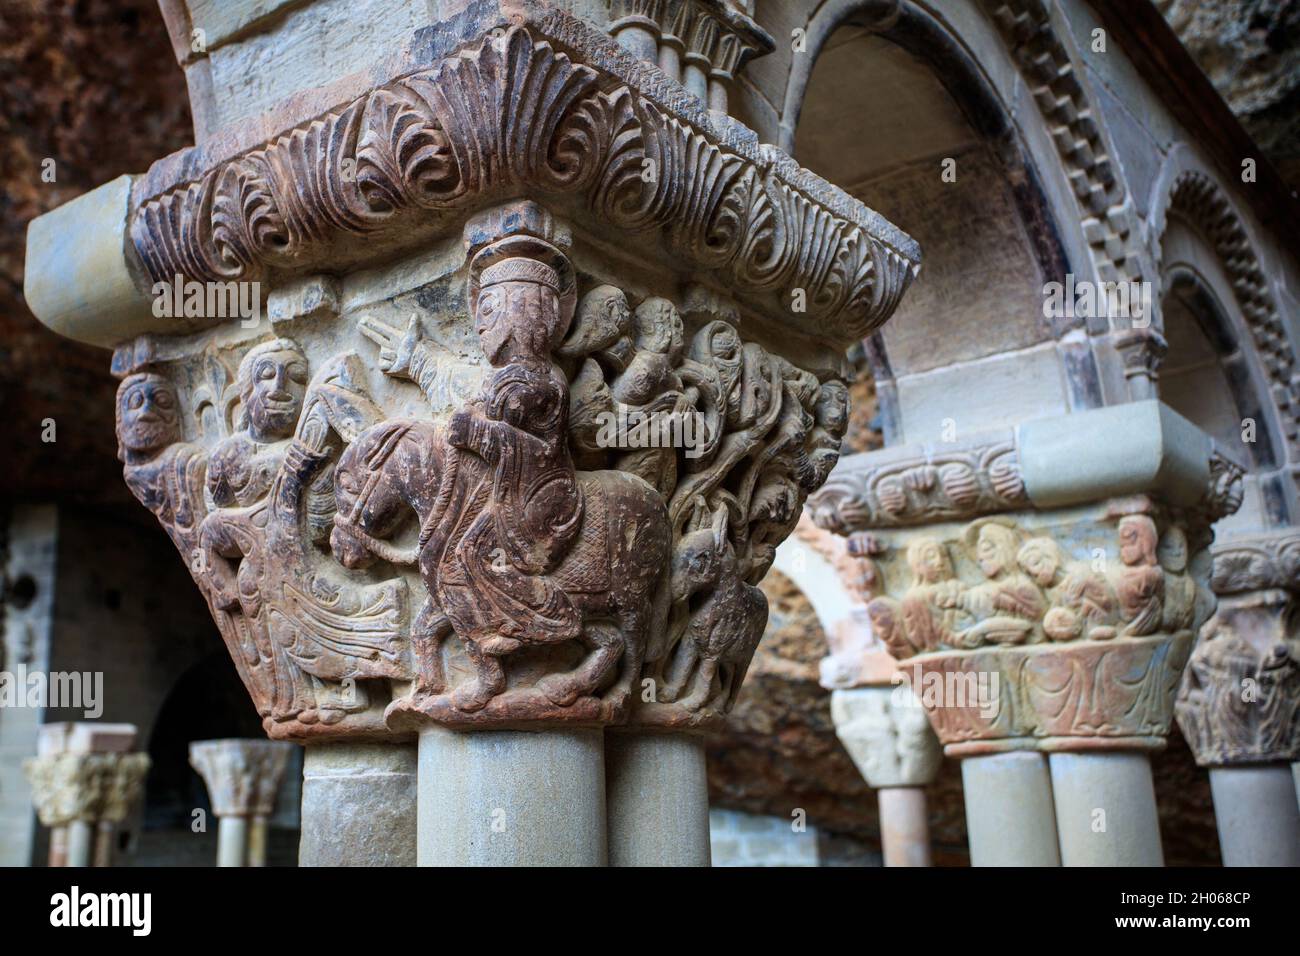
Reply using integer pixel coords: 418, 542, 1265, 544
679, 655, 719, 712
659, 635, 698, 702
453, 638, 506, 712
722, 656, 753, 712
412, 598, 452, 695
537, 624, 623, 707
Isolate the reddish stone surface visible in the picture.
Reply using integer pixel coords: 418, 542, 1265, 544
0, 0, 191, 507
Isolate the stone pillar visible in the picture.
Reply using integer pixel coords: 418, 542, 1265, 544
962, 752, 1060, 866
605, 731, 711, 866
300, 743, 417, 867
1176, 528, 1300, 866
23, 1, 916, 869
23, 722, 145, 868
809, 403, 1245, 866
190, 739, 293, 867
831, 688, 941, 866
24, 723, 148, 868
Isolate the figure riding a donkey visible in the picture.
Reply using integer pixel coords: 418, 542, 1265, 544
331, 233, 670, 721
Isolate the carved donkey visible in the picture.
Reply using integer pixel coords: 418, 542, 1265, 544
661, 502, 768, 711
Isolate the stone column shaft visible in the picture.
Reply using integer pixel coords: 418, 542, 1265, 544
961, 751, 1060, 866
1050, 752, 1163, 866
1208, 765, 1300, 866
606, 732, 711, 867
878, 787, 931, 867
300, 742, 417, 867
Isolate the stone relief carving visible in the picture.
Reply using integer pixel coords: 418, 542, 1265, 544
846, 498, 1219, 755
1175, 530, 1300, 766
129, 26, 917, 348
830, 687, 942, 789
808, 432, 1029, 532
116, 202, 851, 736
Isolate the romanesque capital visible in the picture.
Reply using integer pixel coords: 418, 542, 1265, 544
809, 407, 1242, 757
23, 752, 150, 826
22, 8, 918, 745
830, 686, 941, 788
1176, 529, 1300, 767
190, 740, 294, 818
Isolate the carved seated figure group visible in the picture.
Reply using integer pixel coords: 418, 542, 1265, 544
868, 512, 1210, 661
113, 216, 849, 737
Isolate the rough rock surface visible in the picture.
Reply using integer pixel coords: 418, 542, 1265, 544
1159, 0, 1300, 185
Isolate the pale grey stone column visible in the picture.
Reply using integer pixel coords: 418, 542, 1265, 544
1049, 752, 1163, 866
417, 727, 605, 866
247, 815, 270, 867
217, 816, 248, 868
605, 731, 710, 867
1294, 763, 1299, 806
300, 742, 417, 866
67, 820, 95, 868
1208, 765, 1300, 866
961, 752, 1060, 866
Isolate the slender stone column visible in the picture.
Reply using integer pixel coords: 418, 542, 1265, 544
23, 723, 145, 867
1176, 530, 1300, 866
23, 1, 914, 871
300, 742, 417, 867
962, 752, 1060, 866
605, 731, 710, 866
190, 739, 293, 867
830, 687, 941, 867
1208, 765, 1300, 866
1050, 752, 1162, 866
809, 403, 1245, 866
418, 728, 606, 866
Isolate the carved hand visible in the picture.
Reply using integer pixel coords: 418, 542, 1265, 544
359, 314, 423, 379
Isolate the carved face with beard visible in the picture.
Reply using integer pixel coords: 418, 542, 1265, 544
807, 380, 849, 487
237, 339, 308, 442
116, 373, 181, 463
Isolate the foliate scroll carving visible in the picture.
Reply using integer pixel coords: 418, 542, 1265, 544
1175, 529, 1300, 766
807, 432, 1028, 532
129, 26, 917, 346
118, 202, 852, 737
850, 499, 1217, 755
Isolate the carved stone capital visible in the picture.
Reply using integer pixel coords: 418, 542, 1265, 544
190, 740, 294, 818
1175, 529, 1300, 766
824, 497, 1218, 756
27, 13, 917, 741
23, 752, 151, 826
830, 687, 941, 788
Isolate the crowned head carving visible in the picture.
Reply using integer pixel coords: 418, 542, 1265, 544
468, 235, 575, 365
116, 372, 181, 463
236, 339, 308, 442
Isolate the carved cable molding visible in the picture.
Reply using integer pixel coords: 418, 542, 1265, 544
114, 201, 854, 737
129, 25, 918, 347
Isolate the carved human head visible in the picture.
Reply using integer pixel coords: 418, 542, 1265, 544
814, 380, 850, 437
116, 372, 181, 462
974, 523, 1018, 578
237, 338, 308, 442
691, 321, 743, 417
1017, 537, 1063, 588
1118, 515, 1159, 567
906, 538, 952, 585
562, 285, 631, 361
633, 297, 684, 360
1157, 526, 1189, 574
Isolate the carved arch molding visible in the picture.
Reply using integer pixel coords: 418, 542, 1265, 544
115, 19, 919, 741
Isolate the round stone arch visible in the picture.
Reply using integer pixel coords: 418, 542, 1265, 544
1148, 146, 1299, 522
776, 0, 1109, 442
